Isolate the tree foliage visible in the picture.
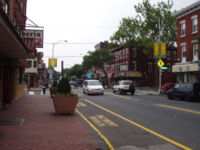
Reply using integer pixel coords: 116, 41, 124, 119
63, 64, 85, 79
110, 0, 176, 54
82, 48, 115, 71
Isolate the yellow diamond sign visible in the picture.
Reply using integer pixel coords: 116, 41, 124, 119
157, 59, 164, 67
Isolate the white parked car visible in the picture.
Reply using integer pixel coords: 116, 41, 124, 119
82, 80, 104, 95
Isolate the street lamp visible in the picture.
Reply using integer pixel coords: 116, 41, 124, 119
50, 40, 67, 84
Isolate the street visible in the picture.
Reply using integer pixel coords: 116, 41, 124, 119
75, 88, 200, 150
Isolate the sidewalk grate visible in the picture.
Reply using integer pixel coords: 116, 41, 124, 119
0, 118, 24, 126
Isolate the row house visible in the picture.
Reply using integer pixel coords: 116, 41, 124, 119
106, 46, 177, 87
173, 1, 200, 83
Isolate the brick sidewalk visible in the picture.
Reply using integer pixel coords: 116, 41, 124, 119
0, 95, 101, 150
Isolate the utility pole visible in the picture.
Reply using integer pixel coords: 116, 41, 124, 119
61, 60, 64, 78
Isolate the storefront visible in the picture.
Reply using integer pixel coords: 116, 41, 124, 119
0, 11, 29, 109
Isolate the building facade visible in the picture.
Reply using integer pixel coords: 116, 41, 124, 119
0, 0, 29, 109
173, 1, 200, 83
107, 46, 176, 87
0, 0, 45, 109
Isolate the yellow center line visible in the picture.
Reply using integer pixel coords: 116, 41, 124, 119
155, 104, 200, 115
83, 99, 192, 150
110, 93, 131, 100
75, 109, 115, 150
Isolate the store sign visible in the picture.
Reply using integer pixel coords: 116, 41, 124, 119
172, 63, 199, 72
20, 29, 44, 48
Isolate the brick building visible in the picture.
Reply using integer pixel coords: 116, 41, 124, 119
0, 0, 45, 109
173, 1, 200, 83
107, 46, 176, 87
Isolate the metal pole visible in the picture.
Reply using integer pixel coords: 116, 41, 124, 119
158, 18, 161, 94
50, 43, 55, 82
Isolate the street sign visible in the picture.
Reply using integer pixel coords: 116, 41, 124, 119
161, 66, 168, 70
87, 73, 92, 79
48, 58, 57, 67
157, 59, 164, 67
153, 42, 166, 58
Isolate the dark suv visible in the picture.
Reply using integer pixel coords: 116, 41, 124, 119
167, 83, 200, 101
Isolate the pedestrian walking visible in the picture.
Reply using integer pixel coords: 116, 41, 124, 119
129, 82, 135, 95
42, 83, 46, 94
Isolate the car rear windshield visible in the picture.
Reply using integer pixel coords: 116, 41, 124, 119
122, 81, 132, 85
88, 81, 101, 86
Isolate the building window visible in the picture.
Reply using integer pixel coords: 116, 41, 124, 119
132, 48, 137, 57
191, 15, 198, 33
180, 20, 186, 37
34, 61, 37, 68
181, 43, 186, 63
132, 61, 136, 71
148, 62, 152, 72
192, 40, 199, 61
126, 48, 129, 57
27, 60, 32, 68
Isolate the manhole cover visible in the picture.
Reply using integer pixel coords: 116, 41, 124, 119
0, 118, 24, 126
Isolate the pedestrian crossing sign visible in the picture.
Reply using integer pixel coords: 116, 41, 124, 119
157, 59, 164, 67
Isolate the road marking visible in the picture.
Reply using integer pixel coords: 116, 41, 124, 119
77, 102, 87, 107
111, 94, 131, 100
97, 115, 118, 127
89, 115, 119, 127
89, 116, 106, 127
155, 104, 200, 115
109, 93, 140, 102
83, 99, 192, 150
76, 109, 115, 150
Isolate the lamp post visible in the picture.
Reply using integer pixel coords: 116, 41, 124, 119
49, 40, 67, 84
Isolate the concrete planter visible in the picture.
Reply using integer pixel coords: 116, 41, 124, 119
50, 88, 57, 98
52, 95, 78, 115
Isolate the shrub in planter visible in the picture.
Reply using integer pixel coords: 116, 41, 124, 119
57, 77, 71, 94
53, 77, 78, 115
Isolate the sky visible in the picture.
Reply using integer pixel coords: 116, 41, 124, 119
26, 0, 199, 72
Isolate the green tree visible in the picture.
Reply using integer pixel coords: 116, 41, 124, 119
110, 0, 176, 54
82, 48, 115, 86
70, 64, 85, 79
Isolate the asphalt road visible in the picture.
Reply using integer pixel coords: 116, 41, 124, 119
75, 88, 200, 150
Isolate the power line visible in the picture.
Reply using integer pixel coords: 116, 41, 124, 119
44, 56, 83, 58
44, 42, 98, 45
